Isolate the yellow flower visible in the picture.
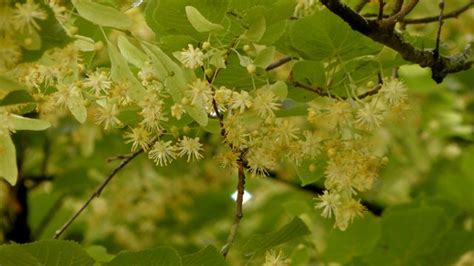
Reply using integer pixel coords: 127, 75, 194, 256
84, 70, 112, 96
355, 102, 384, 130
149, 140, 177, 166
124, 126, 151, 151
253, 88, 280, 118
263, 250, 291, 266
177, 44, 204, 69
315, 190, 340, 218
381, 78, 407, 105
14, 0, 48, 32
334, 199, 365, 231
229, 91, 253, 113
186, 79, 212, 107
171, 103, 185, 120
177, 136, 203, 162
138, 91, 166, 131
95, 101, 122, 130
274, 119, 299, 145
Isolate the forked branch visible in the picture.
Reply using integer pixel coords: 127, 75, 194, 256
320, 0, 472, 83
403, 1, 473, 24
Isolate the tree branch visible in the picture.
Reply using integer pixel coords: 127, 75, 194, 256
379, 0, 419, 28
220, 162, 246, 257
434, 0, 446, 59
53, 143, 152, 239
320, 0, 472, 83
265, 56, 293, 71
403, 1, 473, 24
378, 0, 385, 20
391, 0, 404, 15
293, 81, 382, 100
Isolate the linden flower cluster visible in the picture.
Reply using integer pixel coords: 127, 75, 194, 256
0, 0, 50, 71
0, 0, 409, 234
309, 79, 407, 230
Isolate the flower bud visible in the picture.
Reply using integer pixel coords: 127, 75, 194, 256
246, 64, 256, 74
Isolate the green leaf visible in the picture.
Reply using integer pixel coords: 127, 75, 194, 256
18, 28, 41, 51
290, 10, 381, 61
0, 134, 17, 185
140, 42, 188, 89
181, 245, 227, 266
74, 36, 96, 52
420, 230, 474, 266
294, 157, 326, 186
0, 245, 40, 266
254, 47, 276, 68
86, 245, 115, 263
67, 93, 87, 124
243, 217, 310, 256
21, 240, 95, 266
322, 215, 381, 263
184, 105, 208, 127
210, 50, 227, 69
117, 35, 148, 68
10, 115, 51, 131
141, 42, 208, 126
0, 76, 26, 95
108, 41, 146, 101
276, 102, 309, 117
107, 247, 182, 266
202, 118, 220, 133
269, 81, 287, 100
365, 205, 450, 265
235, 51, 253, 67
292, 60, 326, 87
432, 148, 474, 211
145, 0, 229, 39
244, 15, 266, 42
0, 90, 34, 106
185, 6, 224, 32
72, 0, 132, 30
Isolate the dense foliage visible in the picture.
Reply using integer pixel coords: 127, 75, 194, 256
0, 0, 473, 265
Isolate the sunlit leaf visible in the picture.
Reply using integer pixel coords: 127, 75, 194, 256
0, 134, 17, 185
185, 6, 224, 32
72, 0, 132, 30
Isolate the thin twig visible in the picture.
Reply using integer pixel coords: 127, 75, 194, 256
434, 0, 446, 59
391, 0, 404, 15
293, 81, 382, 100
379, 0, 419, 27
265, 56, 293, 71
354, 0, 370, 12
53, 144, 151, 239
378, 0, 385, 20
403, 1, 473, 24
220, 162, 246, 257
